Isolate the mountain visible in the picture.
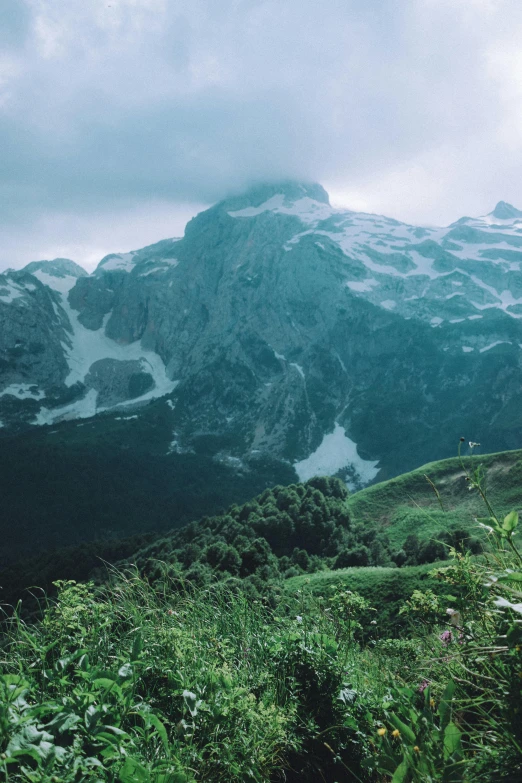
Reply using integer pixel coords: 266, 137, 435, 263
1, 181, 522, 560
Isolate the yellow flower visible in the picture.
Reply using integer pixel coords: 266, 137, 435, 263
377, 728, 387, 736
414, 746, 421, 753
392, 729, 400, 738
430, 698, 435, 708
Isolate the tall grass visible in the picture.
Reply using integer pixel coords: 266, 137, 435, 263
1, 454, 522, 781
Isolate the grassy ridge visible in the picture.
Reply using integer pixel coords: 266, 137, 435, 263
285, 562, 450, 634
5, 449, 521, 616
347, 447, 522, 547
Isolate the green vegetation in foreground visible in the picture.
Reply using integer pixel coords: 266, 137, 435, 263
2, 528, 522, 781
1, 448, 522, 781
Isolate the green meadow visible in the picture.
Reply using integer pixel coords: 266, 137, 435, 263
1, 448, 522, 781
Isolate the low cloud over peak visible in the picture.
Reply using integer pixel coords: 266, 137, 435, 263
1, 0, 522, 269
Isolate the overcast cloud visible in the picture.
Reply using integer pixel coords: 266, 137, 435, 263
1, 0, 522, 270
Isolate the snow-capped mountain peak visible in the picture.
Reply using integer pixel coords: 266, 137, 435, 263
489, 201, 522, 220
23, 258, 88, 279
2, 181, 522, 490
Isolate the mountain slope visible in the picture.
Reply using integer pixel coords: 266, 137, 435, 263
1, 182, 522, 553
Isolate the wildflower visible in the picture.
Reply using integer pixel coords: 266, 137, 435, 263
392, 729, 400, 738
377, 727, 387, 736
370, 620, 377, 625
418, 679, 429, 693
459, 437, 465, 442
430, 698, 435, 708
296, 615, 303, 623
414, 746, 421, 753
439, 629, 453, 646
446, 608, 461, 626
469, 441, 480, 449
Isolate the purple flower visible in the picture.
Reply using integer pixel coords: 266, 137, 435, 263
439, 630, 453, 646
418, 679, 430, 693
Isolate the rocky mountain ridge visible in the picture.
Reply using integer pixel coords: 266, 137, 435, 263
2, 181, 522, 487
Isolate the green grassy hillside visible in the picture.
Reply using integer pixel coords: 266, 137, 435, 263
346, 447, 522, 549
284, 562, 449, 634
6, 448, 521, 619
2, 448, 522, 779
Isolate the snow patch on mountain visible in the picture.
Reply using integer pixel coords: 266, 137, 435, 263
290, 362, 305, 379
229, 194, 332, 225
31, 269, 177, 422
139, 258, 179, 276
479, 341, 511, 352
345, 278, 379, 292
0, 384, 45, 400
35, 388, 99, 425
0, 280, 25, 304
272, 347, 286, 361
294, 423, 379, 488
97, 252, 139, 273
228, 187, 522, 327
97, 375, 179, 412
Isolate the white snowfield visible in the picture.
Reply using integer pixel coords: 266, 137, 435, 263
31, 270, 178, 425
229, 194, 333, 224
139, 258, 179, 276
294, 423, 380, 490
0, 383, 45, 400
230, 193, 522, 321
97, 252, 139, 273
0, 278, 26, 304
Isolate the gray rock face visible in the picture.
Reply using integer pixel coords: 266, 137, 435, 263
85, 358, 154, 407
491, 201, 522, 220
2, 182, 522, 483
0, 269, 73, 425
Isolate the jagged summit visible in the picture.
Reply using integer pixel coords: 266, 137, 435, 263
23, 258, 88, 278
3, 183, 522, 496
219, 181, 330, 212
489, 201, 522, 220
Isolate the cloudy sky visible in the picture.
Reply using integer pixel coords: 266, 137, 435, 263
1, 0, 522, 271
